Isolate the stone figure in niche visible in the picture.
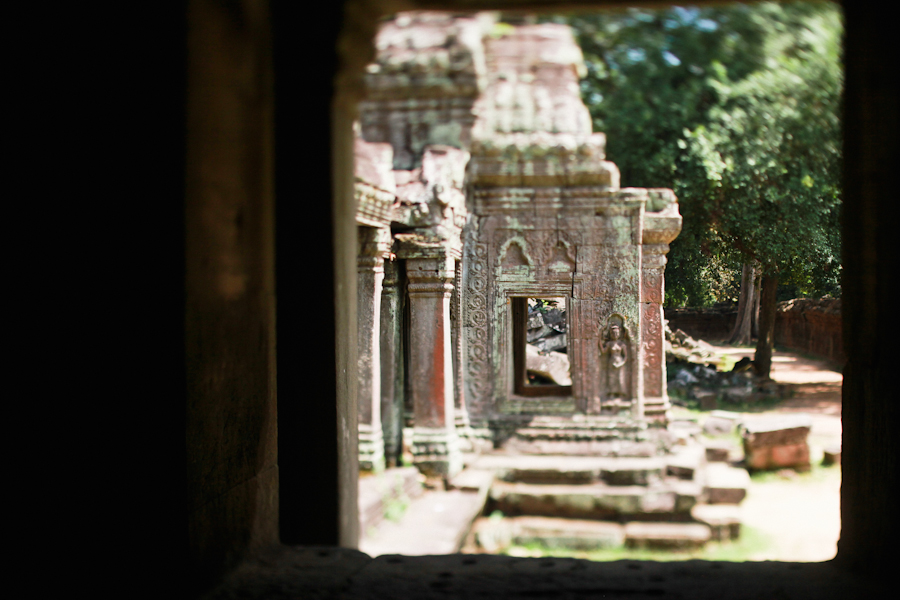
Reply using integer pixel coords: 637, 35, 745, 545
600, 321, 630, 400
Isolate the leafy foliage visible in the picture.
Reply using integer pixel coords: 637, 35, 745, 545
682, 3, 842, 293
548, 2, 843, 306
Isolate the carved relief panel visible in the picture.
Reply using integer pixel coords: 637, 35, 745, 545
461, 201, 646, 421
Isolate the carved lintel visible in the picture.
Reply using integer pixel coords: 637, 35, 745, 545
406, 255, 457, 285
358, 226, 392, 259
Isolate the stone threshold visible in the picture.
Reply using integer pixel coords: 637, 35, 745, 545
203, 545, 886, 600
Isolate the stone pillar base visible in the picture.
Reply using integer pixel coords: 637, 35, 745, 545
412, 427, 462, 477
454, 408, 477, 452
359, 423, 385, 472
643, 396, 671, 426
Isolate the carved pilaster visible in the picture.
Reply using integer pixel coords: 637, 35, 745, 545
357, 226, 391, 471
405, 252, 462, 477
641, 243, 670, 425
380, 257, 403, 467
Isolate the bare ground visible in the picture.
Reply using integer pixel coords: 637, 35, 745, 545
686, 344, 843, 562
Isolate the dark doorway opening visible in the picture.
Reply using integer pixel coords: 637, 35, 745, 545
512, 297, 572, 397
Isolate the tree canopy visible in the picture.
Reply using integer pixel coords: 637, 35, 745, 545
551, 1, 843, 307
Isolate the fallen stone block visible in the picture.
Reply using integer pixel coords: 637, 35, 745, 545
704, 463, 750, 504
624, 522, 711, 550
526, 344, 571, 386
703, 440, 734, 463
823, 444, 841, 466
722, 385, 754, 404
742, 415, 812, 471
534, 333, 567, 353
695, 389, 718, 410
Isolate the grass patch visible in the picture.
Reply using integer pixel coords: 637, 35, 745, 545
749, 462, 841, 484
717, 354, 740, 373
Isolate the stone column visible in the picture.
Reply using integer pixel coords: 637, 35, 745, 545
641, 243, 669, 424
405, 251, 462, 478
358, 226, 391, 471
379, 257, 403, 468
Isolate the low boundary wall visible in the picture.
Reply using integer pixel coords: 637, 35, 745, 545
774, 298, 844, 366
664, 306, 736, 342
664, 298, 844, 366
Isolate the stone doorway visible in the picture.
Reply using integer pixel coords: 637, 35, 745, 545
512, 297, 571, 395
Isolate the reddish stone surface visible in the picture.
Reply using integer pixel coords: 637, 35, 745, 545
775, 298, 844, 365
743, 419, 812, 471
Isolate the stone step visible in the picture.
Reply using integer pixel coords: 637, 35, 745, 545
624, 521, 712, 549
471, 516, 716, 552
500, 437, 660, 457
469, 454, 666, 486
704, 463, 751, 504
470, 515, 626, 552
489, 479, 702, 520
448, 468, 495, 494
505, 415, 647, 442
691, 503, 742, 541
666, 443, 707, 480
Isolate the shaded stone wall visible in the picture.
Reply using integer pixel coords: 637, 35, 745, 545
775, 298, 844, 365
185, 0, 279, 588
665, 300, 843, 366
664, 307, 737, 342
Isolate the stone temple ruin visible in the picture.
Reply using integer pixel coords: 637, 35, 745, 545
354, 13, 744, 551
356, 11, 681, 474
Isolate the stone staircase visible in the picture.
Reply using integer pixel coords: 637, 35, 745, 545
360, 419, 750, 556
466, 434, 749, 553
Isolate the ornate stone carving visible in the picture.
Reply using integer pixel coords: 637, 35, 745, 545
642, 269, 663, 304
499, 238, 533, 270
465, 242, 490, 413
642, 303, 664, 397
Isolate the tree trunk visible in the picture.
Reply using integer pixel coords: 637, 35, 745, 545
728, 263, 757, 345
754, 273, 779, 379
750, 277, 761, 339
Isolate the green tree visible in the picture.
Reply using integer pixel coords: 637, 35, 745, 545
555, 5, 776, 307
556, 2, 842, 377
682, 3, 842, 375
556, 3, 842, 317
